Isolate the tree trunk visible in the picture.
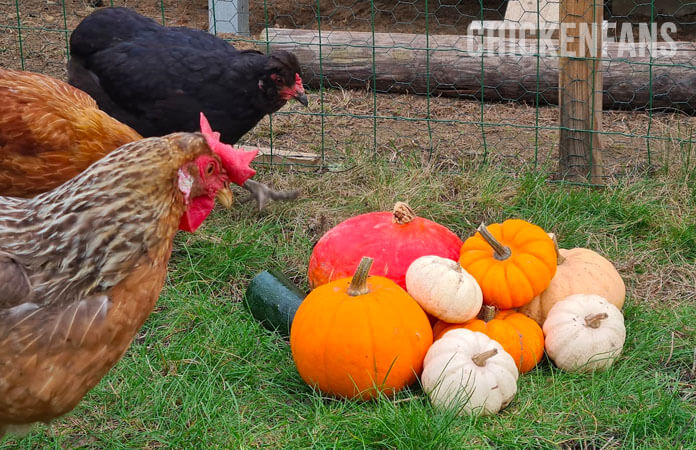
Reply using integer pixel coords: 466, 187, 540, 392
261, 27, 696, 113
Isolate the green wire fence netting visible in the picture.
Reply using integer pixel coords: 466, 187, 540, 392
1, 0, 696, 181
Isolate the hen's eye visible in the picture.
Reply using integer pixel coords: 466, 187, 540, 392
206, 162, 215, 175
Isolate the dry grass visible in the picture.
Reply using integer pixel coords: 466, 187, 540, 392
246, 87, 696, 180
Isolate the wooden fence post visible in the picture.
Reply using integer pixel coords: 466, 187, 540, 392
559, 0, 604, 183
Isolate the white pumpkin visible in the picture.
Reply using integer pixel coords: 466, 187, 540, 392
405, 255, 483, 323
543, 294, 626, 372
421, 329, 519, 416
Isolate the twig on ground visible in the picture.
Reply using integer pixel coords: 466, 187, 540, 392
666, 331, 675, 364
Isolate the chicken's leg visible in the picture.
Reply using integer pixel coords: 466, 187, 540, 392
241, 179, 299, 211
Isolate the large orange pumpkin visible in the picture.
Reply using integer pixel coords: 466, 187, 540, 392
433, 306, 545, 373
307, 202, 463, 290
291, 257, 433, 399
459, 219, 557, 309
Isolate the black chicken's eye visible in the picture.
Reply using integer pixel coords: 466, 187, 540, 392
206, 162, 215, 175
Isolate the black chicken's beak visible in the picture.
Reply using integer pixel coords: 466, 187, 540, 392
294, 92, 309, 107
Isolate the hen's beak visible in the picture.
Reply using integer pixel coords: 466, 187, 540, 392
294, 91, 309, 107
216, 184, 234, 209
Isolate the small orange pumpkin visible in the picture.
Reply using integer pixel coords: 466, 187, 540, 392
459, 220, 557, 309
290, 257, 433, 399
433, 305, 545, 373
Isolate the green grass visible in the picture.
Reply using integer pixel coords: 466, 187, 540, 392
3, 156, 695, 449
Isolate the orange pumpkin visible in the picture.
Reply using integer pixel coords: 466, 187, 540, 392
433, 306, 544, 373
459, 220, 557, 309
290, 257, 433, 399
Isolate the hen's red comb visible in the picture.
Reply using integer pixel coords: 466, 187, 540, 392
295, 73, 304, 90
200, 112, 258, 186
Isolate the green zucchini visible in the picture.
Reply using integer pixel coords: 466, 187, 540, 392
244, 268, 306, 337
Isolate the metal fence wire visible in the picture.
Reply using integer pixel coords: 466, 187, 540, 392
2, 1, 696, 183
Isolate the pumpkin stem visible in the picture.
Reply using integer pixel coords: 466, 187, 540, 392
584, 312, 608, 328
392, 202, 416, 225
477, 223, 512, 261
479, 305, 497, 322
347, 257, 374, 296
472, 349, 498, 367
547, 233, 566, 265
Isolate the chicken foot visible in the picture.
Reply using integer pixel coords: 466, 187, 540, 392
241, 179, 299, 211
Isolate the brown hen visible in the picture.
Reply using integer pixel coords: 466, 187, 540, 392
0, 130, 250, 437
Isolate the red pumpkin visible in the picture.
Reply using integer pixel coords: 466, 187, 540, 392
308, 202, 463, 289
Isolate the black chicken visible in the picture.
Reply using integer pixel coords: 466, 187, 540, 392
68, 7, 308, 145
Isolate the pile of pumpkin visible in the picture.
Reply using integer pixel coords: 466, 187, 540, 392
246, 202, 627, 416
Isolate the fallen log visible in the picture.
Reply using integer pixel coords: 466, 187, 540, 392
261, 28, 696, 113
237, 145, 321, 170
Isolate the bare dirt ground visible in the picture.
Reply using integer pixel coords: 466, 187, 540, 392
1, 0, 695, 179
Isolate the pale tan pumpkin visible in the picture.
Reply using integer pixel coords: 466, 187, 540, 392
543, 294, 626, 372
421, 329, 518, 415
405, 255, 483, 323
519, 235, 625, 326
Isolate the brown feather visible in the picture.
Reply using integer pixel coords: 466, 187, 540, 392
0, 68, 142, 197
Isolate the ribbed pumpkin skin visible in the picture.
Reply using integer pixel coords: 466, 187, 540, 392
422, 329, 519, 416
308, 211, 463, 290
459, 219, 557, 309
543, 294, 625, 372
290, 275, 433, 399
433, 310, 545, 373
519, 247, 626, 326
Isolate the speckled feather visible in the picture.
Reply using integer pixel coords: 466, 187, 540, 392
0, 68, 142, 197
0, 132, 215, 431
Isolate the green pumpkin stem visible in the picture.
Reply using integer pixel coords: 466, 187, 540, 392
547, 232, 566, 265
479, 305, 497, 322
477, 223, 512, 261
472, 349, 498, 367
392, 202, 416, 225
584, 312, 608, 329
347, 257, 374, 296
